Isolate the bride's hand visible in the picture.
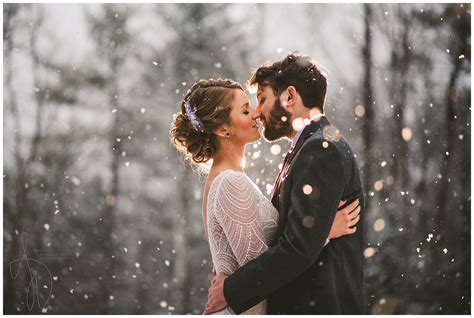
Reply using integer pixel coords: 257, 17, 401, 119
203, 273, 228, 314
328, 199, 360, 240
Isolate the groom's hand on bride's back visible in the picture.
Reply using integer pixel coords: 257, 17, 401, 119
328, 199, 361, 240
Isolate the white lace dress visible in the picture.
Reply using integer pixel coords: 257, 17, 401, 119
206, 170, 279, 315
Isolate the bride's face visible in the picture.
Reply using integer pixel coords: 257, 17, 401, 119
228, 89, 261, 145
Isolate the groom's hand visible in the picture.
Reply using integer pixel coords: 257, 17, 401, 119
203, 273, 228, 314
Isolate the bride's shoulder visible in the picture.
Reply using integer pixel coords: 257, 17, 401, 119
211, 170, 253, 192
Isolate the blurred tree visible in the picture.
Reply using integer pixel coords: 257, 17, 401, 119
424, 4, 470, 313
4, 3, 23, 313
4, 4, 88, 314
365, 3, 470, 314
361, 3, 376, 218
84, 4, 133, 313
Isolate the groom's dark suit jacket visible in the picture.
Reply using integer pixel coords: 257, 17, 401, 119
223, 116, 365, 314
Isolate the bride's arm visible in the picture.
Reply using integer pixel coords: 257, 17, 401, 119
213, 172, 268, 267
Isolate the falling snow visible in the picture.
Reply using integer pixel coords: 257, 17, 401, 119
2, 3, 469, 315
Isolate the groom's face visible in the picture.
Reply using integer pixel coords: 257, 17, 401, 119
256, 85, 293, 142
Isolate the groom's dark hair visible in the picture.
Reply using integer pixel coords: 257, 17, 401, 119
248, 51, 328, 112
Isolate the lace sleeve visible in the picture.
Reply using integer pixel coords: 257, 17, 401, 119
213, 172, 268, 267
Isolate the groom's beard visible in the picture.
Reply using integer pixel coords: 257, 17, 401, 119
262, 98, 293, 142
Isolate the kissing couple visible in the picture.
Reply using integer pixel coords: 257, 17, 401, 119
171, 52, 365, 314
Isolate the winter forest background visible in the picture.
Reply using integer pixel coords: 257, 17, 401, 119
3, 3, 471, 315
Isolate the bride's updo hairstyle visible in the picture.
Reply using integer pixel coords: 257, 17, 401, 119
171, 78, 243, 164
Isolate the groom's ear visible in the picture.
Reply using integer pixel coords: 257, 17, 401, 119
280, 86, 298, 108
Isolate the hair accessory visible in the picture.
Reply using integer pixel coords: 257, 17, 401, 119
184, 100, 204, 132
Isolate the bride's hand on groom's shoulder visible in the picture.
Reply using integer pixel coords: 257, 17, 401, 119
328, 199, 361, 240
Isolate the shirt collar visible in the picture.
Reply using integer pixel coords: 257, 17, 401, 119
290, 113, 324, 149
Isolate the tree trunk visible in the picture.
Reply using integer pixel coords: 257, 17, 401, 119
4, 15, 22, 313
384, 8, 413, 301
361, 3, 375, 216
434, 65, 460, 230
101, 65, 122, 314
458, 94, 470, 313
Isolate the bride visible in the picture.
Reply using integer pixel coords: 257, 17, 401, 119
170, 78, 360, 314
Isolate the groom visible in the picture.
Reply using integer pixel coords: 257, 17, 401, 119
204, 52, 365, 314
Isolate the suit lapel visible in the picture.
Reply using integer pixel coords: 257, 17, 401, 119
270, 116, 330, 206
